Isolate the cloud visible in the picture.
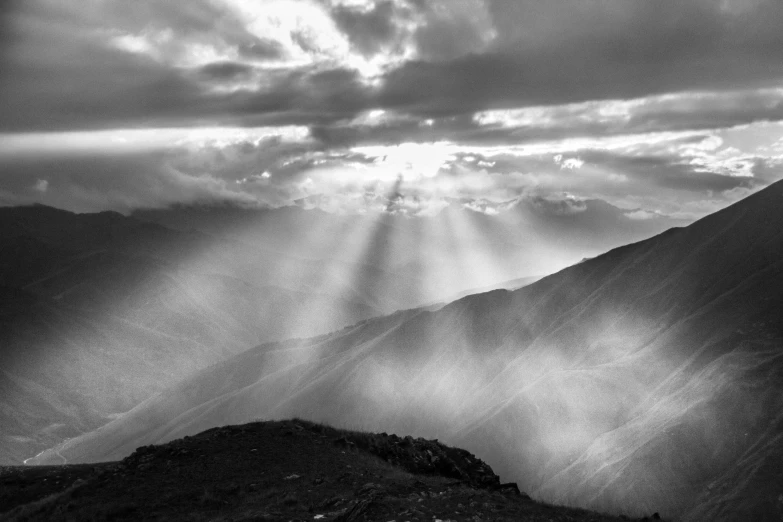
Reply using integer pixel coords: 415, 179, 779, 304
469, 89, 783, 145
0, 152, 258, 213
528, 195, 588, 216
197, 61, 255, 81
0, 9, 211, 131
5, 0, 783, 135
329, 0, 401, 57
410, 0, 496, 61
0, 1, 374, 131
380, 0, 783, 115
2, 0, 783, 221
625, 210, 658, 221
554, 155, 584, 170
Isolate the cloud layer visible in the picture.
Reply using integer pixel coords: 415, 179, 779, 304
1, 0, 783, 218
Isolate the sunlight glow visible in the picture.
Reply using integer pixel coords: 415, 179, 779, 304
472, 87, 783, 130
219, 0, 419, 82
0, 127, 312, 157
351, 142, 456, 180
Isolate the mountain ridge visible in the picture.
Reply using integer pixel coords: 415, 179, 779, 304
1, 193, 684, 466
30, 180, 783, 519
1, 419, 636, 521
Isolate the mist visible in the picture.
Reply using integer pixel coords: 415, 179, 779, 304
28, 180, 783, 519
1, 198, 680, 464
4, 1, 783, 520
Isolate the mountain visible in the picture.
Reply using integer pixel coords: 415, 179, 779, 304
0, 420, 632, 521
0, 206, 383, 464
2, 197, 672, 466
33, 180, 783, 520
420, 275, 543, 310
133, 197, 686, 311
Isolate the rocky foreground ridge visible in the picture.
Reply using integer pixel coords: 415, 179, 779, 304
0, 420, 660, 521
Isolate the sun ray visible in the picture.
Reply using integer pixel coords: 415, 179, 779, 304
272, 212, 382, 343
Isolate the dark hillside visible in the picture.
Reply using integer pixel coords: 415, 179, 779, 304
0, 420, 636, 522
33, 180, 783, 519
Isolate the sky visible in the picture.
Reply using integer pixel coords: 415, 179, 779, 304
1, 0, 783, 219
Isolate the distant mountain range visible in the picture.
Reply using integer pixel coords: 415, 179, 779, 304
30, 180, 783, 520
1, 198, 678, 465
0, 205, 379, 464
133, 197, 685, 308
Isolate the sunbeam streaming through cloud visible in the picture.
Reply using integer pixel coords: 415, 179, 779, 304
2, 1, 783, 521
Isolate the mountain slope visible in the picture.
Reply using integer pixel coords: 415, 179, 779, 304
0, 420, 630, 521
134, 198, 686, 310
1, 197, 679, 465
32, 181, 783, 518
0, 206, 383, 464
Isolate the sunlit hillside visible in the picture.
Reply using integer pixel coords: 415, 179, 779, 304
31, 179, 783, 520
4, 1, 783, 520
0, 198, 677, 465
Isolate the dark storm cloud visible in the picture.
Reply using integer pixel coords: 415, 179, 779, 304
380, 0, 783, 115
409, 0, 495, 61
198, 62, 255, 81
229, 67, 374, 128
2, 0, 783, 218
0, 1, 213, 130
4, 0, 783, 133
0, 45, 209, 131
0, 0, 292, 131
330, 1, 400, 57
378, 42, 783, 119
0, 42, 362, 131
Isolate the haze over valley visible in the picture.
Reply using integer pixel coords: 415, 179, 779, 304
2, 1, 783, 520
26, 179, 783, 520
0, 196, 679, 465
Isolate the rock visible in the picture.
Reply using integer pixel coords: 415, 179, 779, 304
336, 498, 373, 522
333, 437, 356, 449
495, 482, 522, 496
356, 483, 382, 496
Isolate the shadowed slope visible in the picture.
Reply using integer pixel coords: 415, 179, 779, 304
0, 207, 383, 464
30, 180, 783, 518
1, 197, 679, 465
1, 420, 630, 521
25, 181, 783, 518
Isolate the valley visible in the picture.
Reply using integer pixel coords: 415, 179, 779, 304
23, 180, 783, 519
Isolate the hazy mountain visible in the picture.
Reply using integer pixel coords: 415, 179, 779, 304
418, 275, 544, 311
2, 197, 671, 465
0, 206, 384, 463
134, 197, 685, 312
35, 180, 783, 520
